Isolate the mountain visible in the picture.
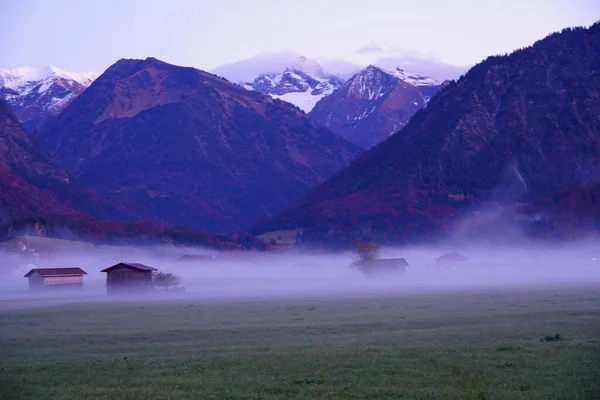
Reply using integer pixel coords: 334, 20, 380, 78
309, 65, 447, 148
214, 51, 463, 116
0, 98, 118, 223
33, 57, 361, 233
252, 22, 600, 245
347, 43, 470, 81
0, 66, 98, 133
228, 55, 344, 113
243, 63, 345, 113
0, 98, 269, 250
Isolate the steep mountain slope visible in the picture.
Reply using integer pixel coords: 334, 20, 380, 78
309, 66, 447, 148
253, 23, 600, 244
0, 98, 119, 223
33, 57, 361, 233
0, 98, 267, 250
239, 56, 344, 113
0, 66, 98, 133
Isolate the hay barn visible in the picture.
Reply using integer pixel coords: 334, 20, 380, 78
358, 258, 409, 277
101, 262, 157, 295
24, 268, 88, 290
435, 252, 468, 266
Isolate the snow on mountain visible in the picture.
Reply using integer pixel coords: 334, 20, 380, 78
213, 53, 346, 113
272, 89, 336, 114
343, 65, 440, 105
212, 49, 467, 113
212, 51, 358, 83
309, 64, 447, 148
242, 65, 344, 113
385, 67, 439, 86
345, 44, 469, 81
213, 50, 447, 139
0, 66, 97, 90
0, 66, 98, 132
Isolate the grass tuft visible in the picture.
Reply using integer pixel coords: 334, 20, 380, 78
540, 333, 563, 342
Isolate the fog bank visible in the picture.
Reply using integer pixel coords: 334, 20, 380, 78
2, 239, 600, 309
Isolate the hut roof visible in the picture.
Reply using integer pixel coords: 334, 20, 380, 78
436, 252, 468, 261
100, 262, 156, 272
435, 252, 468, 265
24, 267, 88, 278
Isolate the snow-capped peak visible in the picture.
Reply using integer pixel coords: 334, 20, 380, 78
0, 66, 98, 90
1, 65, 99, 132
235, 57, 345, 113
385, 67, 439, 86
366, 65, 439, 87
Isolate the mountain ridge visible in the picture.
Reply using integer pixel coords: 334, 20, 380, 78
309, 64, 447, 148
33, 57, 362, 233
252, 22, 600, 245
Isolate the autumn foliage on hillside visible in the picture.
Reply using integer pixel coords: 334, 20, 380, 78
517, 181, 600, 239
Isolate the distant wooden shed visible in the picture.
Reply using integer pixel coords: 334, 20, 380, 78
24, 267, 88, 290
435, 252, 468, 267
358, 258, 409, 277
100, 262, 157, 294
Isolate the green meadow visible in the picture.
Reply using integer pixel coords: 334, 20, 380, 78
1, 286, 600, 400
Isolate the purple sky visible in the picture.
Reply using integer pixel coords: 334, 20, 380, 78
1, 0, 598, 74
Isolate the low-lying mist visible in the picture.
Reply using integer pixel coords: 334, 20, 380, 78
2, 238, 600, 308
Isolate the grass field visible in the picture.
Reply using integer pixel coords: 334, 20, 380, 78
1, 286, 600, 400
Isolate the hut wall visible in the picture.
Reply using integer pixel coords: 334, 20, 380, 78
360, 258, 408, 277
106, 267, 153, 294
44, 276, 83, 286
28, 273, 45, 290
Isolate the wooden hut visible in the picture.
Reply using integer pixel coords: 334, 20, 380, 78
100, 262, 157, 295
435, 252, 468, 267
24, 267, 88, 290
357, 258, 409, 277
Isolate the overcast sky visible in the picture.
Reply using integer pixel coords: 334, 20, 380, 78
1, 0, 598, 74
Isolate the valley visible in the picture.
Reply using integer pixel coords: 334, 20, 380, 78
1, 8, 600, 399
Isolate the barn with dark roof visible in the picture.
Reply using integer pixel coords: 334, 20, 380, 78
101, 262, 157, 294
24, 268, 88, 290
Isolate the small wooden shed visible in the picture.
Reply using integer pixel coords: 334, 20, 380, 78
435, 252, 468, 267
24, 267, 88, 290
358, 258, 409, 277
101, 262, 157, 295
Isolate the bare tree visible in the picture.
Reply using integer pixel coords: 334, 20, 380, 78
152, 270, 182, 291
